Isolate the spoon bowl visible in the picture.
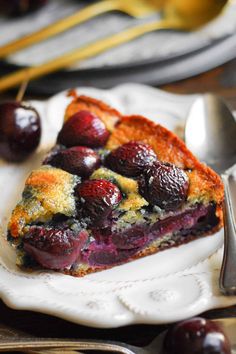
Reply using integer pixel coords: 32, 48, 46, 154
185, 94, 236, 295
185, 94, 236, 173
165, 0, 228, 28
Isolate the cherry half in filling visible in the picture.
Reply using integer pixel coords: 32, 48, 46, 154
20, 202, 219, 270
23, 226, 88, 270
82, 203, 219, 267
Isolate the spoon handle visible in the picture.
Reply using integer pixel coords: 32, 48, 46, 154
219, 173, 236, 295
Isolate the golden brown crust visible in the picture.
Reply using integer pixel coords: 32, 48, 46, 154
65, 94, 223, 206
65, 93, 223, 205
106, 115, 224, 205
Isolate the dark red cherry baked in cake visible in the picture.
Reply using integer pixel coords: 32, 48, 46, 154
7, 93, 224, 276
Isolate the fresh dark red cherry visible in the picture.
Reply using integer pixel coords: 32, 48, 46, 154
0, 101, 41, 162
0, 0, 48, 16
23, 226, 88, 270
138, 161, 189, 211
163, 317, 232, 354
57, 110, 110, 148
44, 146, 101, 178
106, 141, 157, 177
76, 179, 122, 226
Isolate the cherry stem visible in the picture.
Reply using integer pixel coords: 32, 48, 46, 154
16, 78, 29, 102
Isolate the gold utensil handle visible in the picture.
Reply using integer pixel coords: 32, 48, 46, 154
0, 19, 183, 93
0, 0, 121, 59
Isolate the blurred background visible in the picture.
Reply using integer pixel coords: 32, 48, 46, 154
0, 0, 236, 96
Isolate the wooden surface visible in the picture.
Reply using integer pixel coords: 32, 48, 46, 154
162, 57, 236, 110
1, 57, 236, 351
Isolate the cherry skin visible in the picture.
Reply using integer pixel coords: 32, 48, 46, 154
57, 110, 110, 148
23, 226, 88, 270
44, 146, 101, 178
0, 101, 41, 162
163, 317, 232, 354
76, 179, 122, 227
138, 161, 189, 211
106, 141, 157, 177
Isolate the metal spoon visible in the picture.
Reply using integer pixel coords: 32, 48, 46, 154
0, 318, 236, 353
185, 94, 236, 295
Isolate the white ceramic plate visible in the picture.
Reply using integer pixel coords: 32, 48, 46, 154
0, 83, 236, 328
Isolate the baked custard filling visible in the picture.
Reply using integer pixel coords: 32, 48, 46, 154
8, 165, 219, 270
